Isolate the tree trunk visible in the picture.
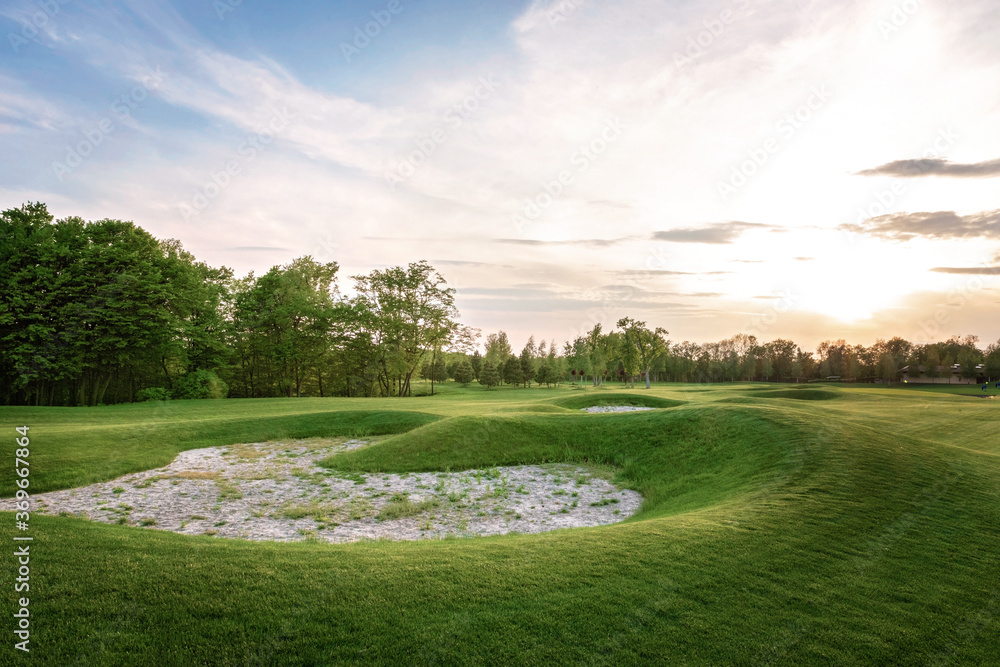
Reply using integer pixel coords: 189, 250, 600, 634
645, 366, 651, 389
96, 374, 112, 405
318, 369, 324, 397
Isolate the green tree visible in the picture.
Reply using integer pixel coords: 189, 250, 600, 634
352, 261, 458, 397
478, 360, 500, 389
470, 350, 483, 381
502, 355, 522, 386
484, 331, 512, 369
616, 317, 668, 389
452, 360, 475, 385
519, 337, 537, 388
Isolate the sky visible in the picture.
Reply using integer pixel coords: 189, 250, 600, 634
2, 0, 999, 353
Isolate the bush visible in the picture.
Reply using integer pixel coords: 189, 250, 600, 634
136, 387, 170, 402
173, 370, 229, 400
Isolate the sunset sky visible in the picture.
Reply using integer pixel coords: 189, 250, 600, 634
2, 0, 998, 351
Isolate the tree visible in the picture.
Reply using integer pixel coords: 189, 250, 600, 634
940, 353, 954, 384
352, 261, 459, 397
478, 360, 500, 389
565, 336, 589, 385
585, 325, 608, 386
484, 331, 512, 368
924, 346, 941, 381
616, 317, 668, 389
535, 362, 557, 387
452, 360, 475, 385
984, 340, 1000, 381
519, 337, 536, 388
502, 355, 522, 386
958, 348, 981, 382
470, 350, 483, 381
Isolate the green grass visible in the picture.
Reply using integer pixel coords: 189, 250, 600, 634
2, 382, 1000, 664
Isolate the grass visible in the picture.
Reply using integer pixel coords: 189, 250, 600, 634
375, 493, 440, 520
1, 382, 999, 664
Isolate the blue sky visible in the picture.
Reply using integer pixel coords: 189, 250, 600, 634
2, 0, 999, 351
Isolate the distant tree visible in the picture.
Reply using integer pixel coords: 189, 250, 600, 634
565, 336, 589, 385
535, 362, 557, 387
585, 325, 608, 386
470, 350, 483, 381
616, 317, 668, 389
502, 355, 522, 386
484, 331, 512, 367
958, 349, 981, 382
984, 340, 1000, 381
924, 347, 941, 381
940, 353, 954, 384
452, 360, 475, 386
519, 337, 536, 388
478, 360, 500, 389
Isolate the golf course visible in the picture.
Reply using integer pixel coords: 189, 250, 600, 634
3, 382, 999, 665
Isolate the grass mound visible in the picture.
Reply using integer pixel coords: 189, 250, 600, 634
752, 387, 840, 401
323, 406, 800, 518
4, 384, 1000, 664
550, 393, 685, 410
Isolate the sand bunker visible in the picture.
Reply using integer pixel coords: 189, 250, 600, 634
581, 406, 655, 413
6, 438, 641, 543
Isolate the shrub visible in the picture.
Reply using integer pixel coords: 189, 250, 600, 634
136, 387, 170, 402
173, 370, 229, 400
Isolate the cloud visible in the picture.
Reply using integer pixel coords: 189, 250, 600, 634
494, 238, 629, 247
611, 269, 732, 276
857, 157, 1000, 178
588, 200, 634, 209
652, 221, 772, 244
840, 209, 1000, 241
434, 260, 513, 268
930, 266, 1000, 275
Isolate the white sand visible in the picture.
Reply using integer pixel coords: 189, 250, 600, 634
4, 438, 642, 543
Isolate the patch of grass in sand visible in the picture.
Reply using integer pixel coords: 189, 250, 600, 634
215, 480, 243, 501
225, 444, 268, 460
169, 471, 221, 481
375, 493, 440, 521
346, 498, 374, 521
279, 501, 340, 522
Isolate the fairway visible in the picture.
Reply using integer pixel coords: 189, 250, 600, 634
3, 383, 999, 665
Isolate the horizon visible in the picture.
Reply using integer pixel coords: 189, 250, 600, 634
2, 0, 998, 351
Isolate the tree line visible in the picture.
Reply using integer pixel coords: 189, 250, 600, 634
2, 203, 998, 405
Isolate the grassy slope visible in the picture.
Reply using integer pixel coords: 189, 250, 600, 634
1, 383, 999, 665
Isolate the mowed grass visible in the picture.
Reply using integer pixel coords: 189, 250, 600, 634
2, 383, 999, 665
